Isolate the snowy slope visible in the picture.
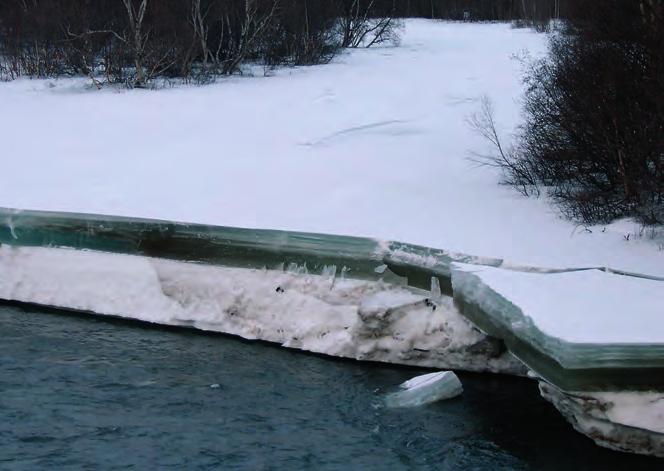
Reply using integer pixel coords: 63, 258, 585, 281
1, 20, 662, 276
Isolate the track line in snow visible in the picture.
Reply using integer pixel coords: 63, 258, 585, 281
301, 119, 419, 147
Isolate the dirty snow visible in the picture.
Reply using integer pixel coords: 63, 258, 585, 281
0, 244, 523, 373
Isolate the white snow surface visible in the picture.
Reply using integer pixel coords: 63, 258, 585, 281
452, 263, 664, 344
1, 20, 662, 277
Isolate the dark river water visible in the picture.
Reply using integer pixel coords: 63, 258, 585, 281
0, 303, 661, 470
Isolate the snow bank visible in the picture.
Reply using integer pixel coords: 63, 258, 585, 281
1, 21, 662, 277
0, 245, 523, 374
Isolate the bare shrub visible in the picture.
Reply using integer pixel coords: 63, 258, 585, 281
337, 1, 401, 48
467, 95, 539, 197
469, 1, 663, 226
514, 0, 664, 225
0, 0, 403, 87
261, 1, 340, 67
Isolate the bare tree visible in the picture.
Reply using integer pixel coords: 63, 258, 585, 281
122, 0, 149, 87
190, 0, 212, 71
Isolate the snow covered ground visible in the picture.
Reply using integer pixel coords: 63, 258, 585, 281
1, 20, 663, 276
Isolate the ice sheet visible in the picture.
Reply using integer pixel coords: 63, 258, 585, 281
452, 264, 664, 345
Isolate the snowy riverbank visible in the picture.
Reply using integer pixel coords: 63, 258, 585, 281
1, 241, 662, 457
1, 20, 663, 458
1, 21, 662, 276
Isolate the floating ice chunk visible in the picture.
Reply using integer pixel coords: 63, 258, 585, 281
384, 371, 462, 408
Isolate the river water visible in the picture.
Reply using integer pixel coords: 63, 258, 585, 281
0, 303, 660, 470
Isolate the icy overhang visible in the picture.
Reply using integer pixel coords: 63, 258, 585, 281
452, 263, 664, 391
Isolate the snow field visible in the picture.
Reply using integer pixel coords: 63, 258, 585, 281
2, 21, 662, 276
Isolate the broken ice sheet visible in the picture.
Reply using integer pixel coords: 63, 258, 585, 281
384, 371, 463, 408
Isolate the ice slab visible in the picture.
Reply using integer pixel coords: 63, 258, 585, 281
452, 263, 664, 390
384, 371, 463, 408
454, 264, 664, 344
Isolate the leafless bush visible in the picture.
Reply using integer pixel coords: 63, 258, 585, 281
468, 1, 664, 227
0, 1, 571, 87
467, 95, 539, 197
0, 0, 402, 87
261, 1, 340, 67
337, 1, 401, 48
513, 0, 664, 225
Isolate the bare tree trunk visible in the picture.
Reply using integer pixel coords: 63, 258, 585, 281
190, 0, 210, 70
122, 0, 149, 87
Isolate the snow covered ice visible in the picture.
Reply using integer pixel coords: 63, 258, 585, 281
452, 263, 664, 345
384, 371, 463, 408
